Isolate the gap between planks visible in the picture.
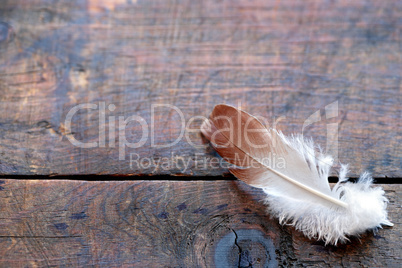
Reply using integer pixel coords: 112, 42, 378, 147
0, 175, 401, 184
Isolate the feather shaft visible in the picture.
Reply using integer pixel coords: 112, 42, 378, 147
203, 105, 348, 208
201, 104, 392, 244
260, 161, 349, 208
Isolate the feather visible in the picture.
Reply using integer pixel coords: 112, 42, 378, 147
201, 104, 393, 245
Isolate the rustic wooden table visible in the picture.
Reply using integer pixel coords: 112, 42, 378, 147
0, 0, 400, 267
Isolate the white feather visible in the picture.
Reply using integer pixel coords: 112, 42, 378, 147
201, 104, 393, 245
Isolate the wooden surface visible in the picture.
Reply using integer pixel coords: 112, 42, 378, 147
0, 179, 400, 267
0, 0, 400, 267
0, 0, 400, 177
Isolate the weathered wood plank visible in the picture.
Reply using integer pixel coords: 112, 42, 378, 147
0, 0, 401, 177
0, 179, 400, 267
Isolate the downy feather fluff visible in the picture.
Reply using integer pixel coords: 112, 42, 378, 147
201, 104, 393, 245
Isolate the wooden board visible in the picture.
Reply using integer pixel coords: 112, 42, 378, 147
0, 179, 400, 267
0, 1, 400, 266
0, 0, 400, 177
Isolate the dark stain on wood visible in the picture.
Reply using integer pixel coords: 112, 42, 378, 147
53, 223, 69, 230
193, 207, 209, 215
176, 202, 187, 211
157, 211, 169, 219
214, 229, 278, 268
217, 204, 228, 210
70, 212, 88, 220
0, 21, 13, 45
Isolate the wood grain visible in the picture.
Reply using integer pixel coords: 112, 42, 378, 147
0, 0, 400, 177
0, 2, 399, 266
0, 179, 400, 267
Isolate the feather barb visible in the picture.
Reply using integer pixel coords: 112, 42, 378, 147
201, 104, 392, 244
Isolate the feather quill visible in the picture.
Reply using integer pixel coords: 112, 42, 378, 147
201, 104, 393, 245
